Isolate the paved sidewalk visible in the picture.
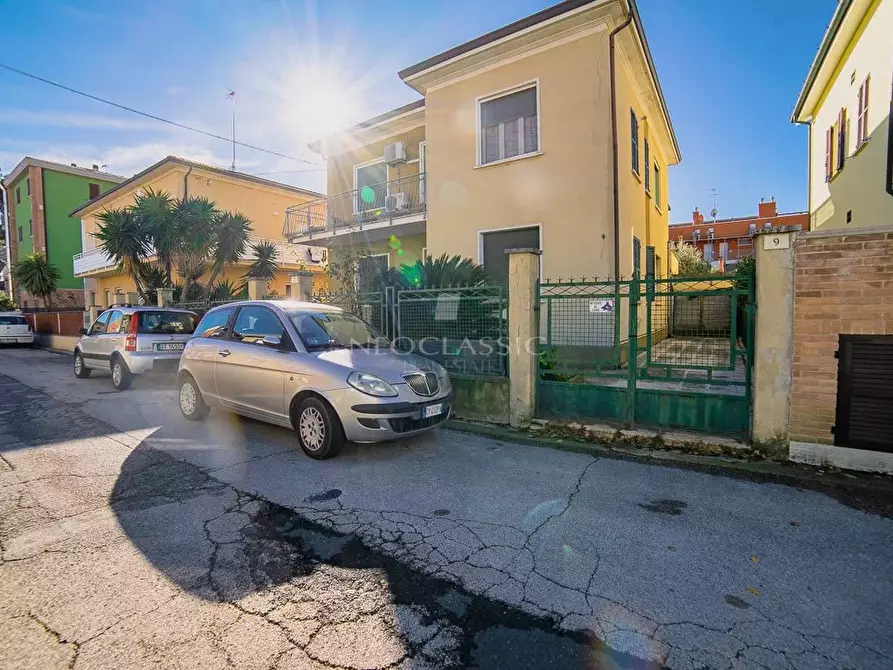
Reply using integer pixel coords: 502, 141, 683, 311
2, 348, 893, 669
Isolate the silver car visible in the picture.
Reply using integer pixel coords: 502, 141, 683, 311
176, 300, 452, 459
74, 306, 198, 390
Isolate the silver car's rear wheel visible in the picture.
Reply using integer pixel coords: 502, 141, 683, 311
179, 375, 209, 421
294, 397, 344, 460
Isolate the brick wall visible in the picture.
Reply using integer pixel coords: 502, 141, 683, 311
790, 227, 893, 444
23, 311, 86, 336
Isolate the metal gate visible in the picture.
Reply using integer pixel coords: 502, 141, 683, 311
536, 269, 755, 438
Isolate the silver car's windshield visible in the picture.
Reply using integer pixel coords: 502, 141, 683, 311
286, 309, 388, 350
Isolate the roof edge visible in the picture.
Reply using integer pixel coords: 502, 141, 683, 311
307, 99, 425, 155
2, 156, 125, 187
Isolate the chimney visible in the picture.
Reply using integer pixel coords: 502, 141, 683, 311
758, 197, 777, 219
692, 207, 705, 225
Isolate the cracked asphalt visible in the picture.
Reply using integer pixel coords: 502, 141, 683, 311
1, 348, 892, 669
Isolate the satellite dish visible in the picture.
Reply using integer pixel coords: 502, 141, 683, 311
710, 208, 717, 218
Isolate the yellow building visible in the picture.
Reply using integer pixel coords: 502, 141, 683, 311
792, 0, 893, 230
72, 156, 328, 305
284, 0, 680, 285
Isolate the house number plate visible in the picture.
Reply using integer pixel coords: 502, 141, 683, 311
763, 234, 790, 250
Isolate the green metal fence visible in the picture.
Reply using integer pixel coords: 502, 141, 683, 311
396, 285, 508, 377
537, 270, 755, 437
310, 290, 388, 333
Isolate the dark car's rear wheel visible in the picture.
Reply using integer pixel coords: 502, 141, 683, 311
111, 356, 133, 391
73, 351, 91, 378
295, 397, 344, 460
178, 375, 209, 421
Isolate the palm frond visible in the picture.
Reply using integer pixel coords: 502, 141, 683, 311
244, 240, 280, 281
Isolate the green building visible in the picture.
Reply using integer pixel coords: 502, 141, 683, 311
2, 158, 122, 307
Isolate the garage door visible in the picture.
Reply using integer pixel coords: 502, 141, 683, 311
834, 335, 893, 453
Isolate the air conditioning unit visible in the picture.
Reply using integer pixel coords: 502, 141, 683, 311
748, 223, 758, 236
308, 246, 327, 263
763, 221, 772, 230
693, 229, 701, 241
384, 141, 407, 165
707, 227, 715, 240
385, 192, 411, 213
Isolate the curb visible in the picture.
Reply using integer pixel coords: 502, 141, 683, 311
444, 418, 893, 498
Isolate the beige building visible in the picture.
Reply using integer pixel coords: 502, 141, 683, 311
73, 156, 328, 305
285, 0, 680, 286
792, 0, 893, 230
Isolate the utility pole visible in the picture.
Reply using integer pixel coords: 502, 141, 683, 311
226, 90, 236, 170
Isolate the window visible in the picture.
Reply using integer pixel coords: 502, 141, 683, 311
480, 226, 540, 284
285, 284, 292, 298
0, 315, 27, 326
654, 164, 661, 209
825, 125, 835, 181
703, 244, 715, 262
644, 139, 651, 192
836, 108, 847, 171
288, 308, 386, 350
29, 219, 33, 237
89, 311, 112, 336
104, 290, 111, 307
633, 237, 641, 275
131, 311, 196, 334
106, 310, 124, 334
355, 161, 388, 211
15, 187, 20, 205
479, 85, 539, 165
26, 178, 30, 196
232, 306, 285, 345
719, 242, 729, 261
17, 226, 22, 242
630, 110, 640, 175
195, 307, 236, 339
856, 75, 870, 147
88, 183, 101, 200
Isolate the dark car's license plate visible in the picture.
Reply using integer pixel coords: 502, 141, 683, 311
156, 342, 185, 351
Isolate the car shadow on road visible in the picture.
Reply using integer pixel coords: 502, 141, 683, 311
109, 437, 663, 670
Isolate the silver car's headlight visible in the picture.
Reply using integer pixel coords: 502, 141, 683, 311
347, 371, 398, 397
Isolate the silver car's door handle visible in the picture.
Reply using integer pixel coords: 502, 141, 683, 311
218, 349, 231, 358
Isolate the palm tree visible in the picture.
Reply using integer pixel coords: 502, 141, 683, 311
133, 187, 176, 285
173, 196, 218, 300
95, 208, 151, 297
397, 254, 487, 288
206, 211, 251, 297
135, 263, 168, 305
13, 253, 61, 308
244, 240, 280, 281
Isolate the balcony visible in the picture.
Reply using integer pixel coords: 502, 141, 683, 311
283, 173, 426, 245
73, 237, 323, 278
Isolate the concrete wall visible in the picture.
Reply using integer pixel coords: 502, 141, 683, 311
807, 0, 893, 230
450, 376, 510, 424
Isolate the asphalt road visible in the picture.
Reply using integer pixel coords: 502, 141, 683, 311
1, 347, 892, 669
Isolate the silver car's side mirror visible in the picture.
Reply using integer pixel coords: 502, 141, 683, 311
262, 334, 282, 348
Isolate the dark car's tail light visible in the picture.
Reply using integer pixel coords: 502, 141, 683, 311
125, 313, 139, 352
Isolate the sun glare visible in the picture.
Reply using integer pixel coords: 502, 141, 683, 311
286, 65, 361, 139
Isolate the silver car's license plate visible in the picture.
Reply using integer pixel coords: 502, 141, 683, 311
0, 338, 16, 344
424, 403, 443, 418
156, 342, 185, 351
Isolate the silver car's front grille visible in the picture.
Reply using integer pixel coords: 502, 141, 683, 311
403, 372, 439, 397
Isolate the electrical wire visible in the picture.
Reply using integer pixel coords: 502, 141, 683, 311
0, 62, 321, 167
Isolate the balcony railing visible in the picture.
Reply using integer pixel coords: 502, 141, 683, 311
283, 173, 426, 241
73, 237, 321, 277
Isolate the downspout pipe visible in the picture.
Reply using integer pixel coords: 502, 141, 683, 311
610, 5, 633, 280
183, 165, 194, 198
0, 179, 12, 299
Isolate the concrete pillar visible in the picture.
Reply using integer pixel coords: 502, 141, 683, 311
88, 305, 101, 324
247, 279, 267, 301
126, 291, 139, 306
507, 249, 541, 428
752, 229, 796, 454
292, 271, 314, 301
156, 288, 174, 307
113, 290, 124, 306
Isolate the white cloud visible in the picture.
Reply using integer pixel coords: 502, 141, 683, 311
0, 109, 158, 131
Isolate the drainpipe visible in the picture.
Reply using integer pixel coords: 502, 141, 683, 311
183, 165, 194, 198
0, 179, 11, 299
609, 4, 633, 280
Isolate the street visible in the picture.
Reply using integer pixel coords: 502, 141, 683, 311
1, 347, 892, 669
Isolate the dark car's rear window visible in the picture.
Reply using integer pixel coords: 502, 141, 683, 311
0, 316, 27, 326
134, 311, 196, 335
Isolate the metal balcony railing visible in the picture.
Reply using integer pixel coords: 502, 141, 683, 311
283, 172, 426, 241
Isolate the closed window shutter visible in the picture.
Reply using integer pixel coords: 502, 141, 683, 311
523, 115, 538, 152
644, 140, 650, 191
861, 76, 870, 143
857, 83, 865, 145
837, 108, 847, 171
630, 111, 639, 173
645, 246, 655, 278
504, 118, 520, 158
481, 227, 540, 284
633, 237, 641, 275
483, 125, 500, 163
825, 127, 833, 180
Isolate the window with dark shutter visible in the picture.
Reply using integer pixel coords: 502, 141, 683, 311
644, 139, 651, 192
481, 226, 540, 284
357, 255, 388, 291
654, 163, 661, 208
645, 246, 655, 279
835, 335, 893, 453
479, 86, 538, 165
17, 226, 22, 242
633, 237, 641, 276
630, 110, 639, 175
89, 183, 100, 199
26, 178, 30, 196
836, 108, 847, 171
825, 126, 834, 181
15, 187, 20, 205
857, 75, 870, 147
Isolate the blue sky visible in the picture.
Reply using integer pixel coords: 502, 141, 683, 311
0, 0, 835, 220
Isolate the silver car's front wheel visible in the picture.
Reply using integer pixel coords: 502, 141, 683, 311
178, 375, 209, 421
294, 397, 343, 460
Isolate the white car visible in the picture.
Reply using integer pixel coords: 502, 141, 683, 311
0, 312, 34, 346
